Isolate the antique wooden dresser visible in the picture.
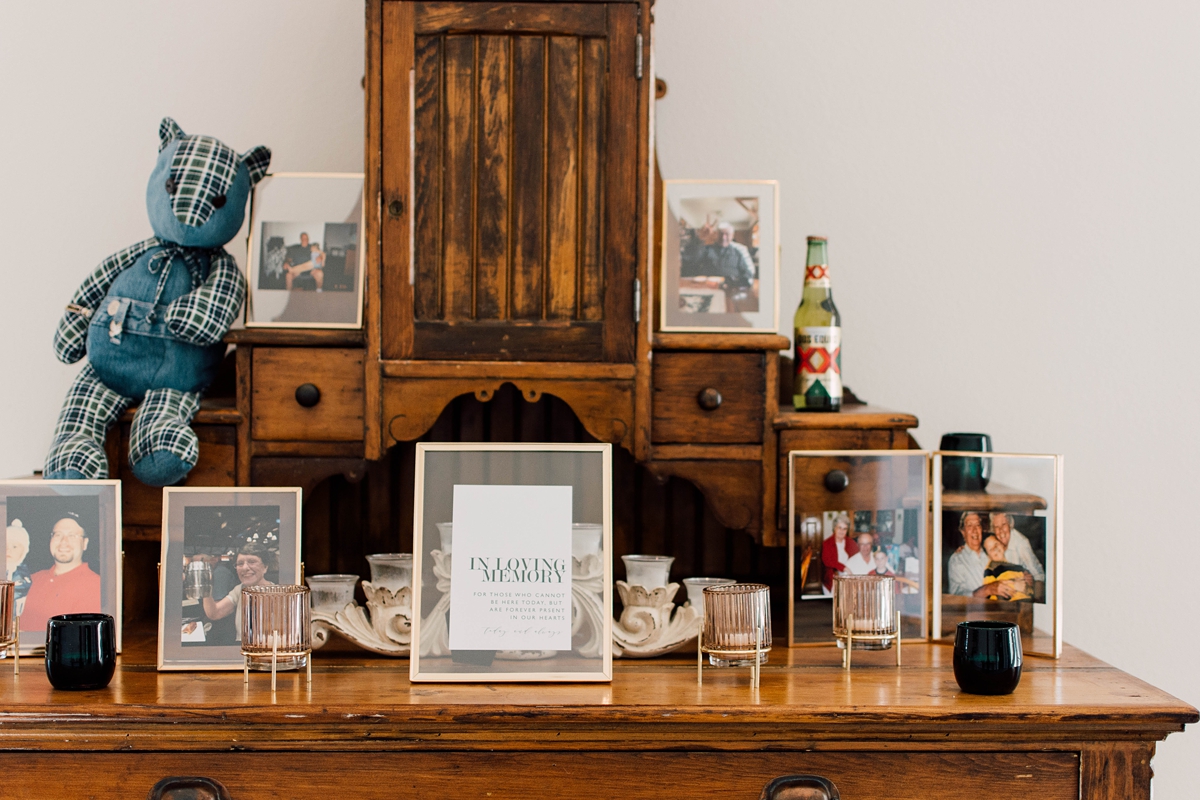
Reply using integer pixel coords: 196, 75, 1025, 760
58, 3, 1192, 797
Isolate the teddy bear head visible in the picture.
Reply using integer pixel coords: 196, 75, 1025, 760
146, 117, 271, 249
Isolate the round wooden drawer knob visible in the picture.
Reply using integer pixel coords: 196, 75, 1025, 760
295, 383, 322, 408
696, 387, 723, 411
824, 469, 849, 493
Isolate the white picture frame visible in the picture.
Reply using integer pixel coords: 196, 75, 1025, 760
244, 172, 365, 329
157, 487, 302, 671
0, 480, 122, 654
660, 179, 780, 334
410, 443, 613, 683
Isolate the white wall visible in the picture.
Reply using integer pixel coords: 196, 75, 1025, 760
2, 1, 1197, 794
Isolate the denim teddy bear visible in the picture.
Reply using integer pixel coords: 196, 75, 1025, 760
45, 118, 270, 487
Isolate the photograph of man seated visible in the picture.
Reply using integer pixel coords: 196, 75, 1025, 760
945, 510, 1045, 602
675, 197, 761, 314
180, 506, 280, 647
258, 222, 358, 293
6, 496, 103, 637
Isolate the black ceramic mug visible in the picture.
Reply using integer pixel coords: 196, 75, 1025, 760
45, 613, 116, 691
940, 433, 992, 492
953, 620, 1022, 695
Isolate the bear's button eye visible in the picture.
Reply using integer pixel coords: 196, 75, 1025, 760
164, 177, 177, 194
210, 194, 226, 209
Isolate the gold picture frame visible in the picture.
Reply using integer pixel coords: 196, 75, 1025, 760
410, 443, 613, 683
787, 450, 932, 648
932, 452, 1064, 660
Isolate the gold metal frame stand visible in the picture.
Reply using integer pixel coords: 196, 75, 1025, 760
696, 616, 768, 690
243, 631, 312, 692
839, 609, 903, 670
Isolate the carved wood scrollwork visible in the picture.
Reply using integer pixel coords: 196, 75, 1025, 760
645, 460, 761, 533
383, 378, 634, 452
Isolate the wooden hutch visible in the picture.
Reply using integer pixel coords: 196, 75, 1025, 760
113, 0, 919, 624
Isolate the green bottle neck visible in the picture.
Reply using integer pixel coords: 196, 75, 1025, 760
804, 240, 830, 291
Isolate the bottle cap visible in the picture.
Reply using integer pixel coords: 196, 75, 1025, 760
807, 236, 827, 243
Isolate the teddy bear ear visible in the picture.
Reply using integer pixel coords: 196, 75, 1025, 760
158, 117, 186, 152
240, 145, 272, 186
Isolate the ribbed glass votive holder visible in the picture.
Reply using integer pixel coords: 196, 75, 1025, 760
832, 574, 898, 651
241, 585, 311, 672
700, 583, 771, 667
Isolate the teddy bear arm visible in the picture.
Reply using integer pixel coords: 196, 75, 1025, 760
53, 237, 161, 364
163, 250, 246, 346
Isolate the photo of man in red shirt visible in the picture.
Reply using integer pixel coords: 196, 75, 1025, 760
19, 514, 101, 634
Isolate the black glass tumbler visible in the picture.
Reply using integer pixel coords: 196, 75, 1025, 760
940, 433, 992, 491
953, 620, 1022, 695
45, 613, 116, 690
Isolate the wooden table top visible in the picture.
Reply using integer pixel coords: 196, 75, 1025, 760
0, 631, 1192, 752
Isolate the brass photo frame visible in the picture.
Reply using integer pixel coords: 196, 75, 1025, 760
932, 452, 1063, 659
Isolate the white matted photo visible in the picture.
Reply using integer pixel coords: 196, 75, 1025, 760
660, 180, 779, 333
158, 487, 302, 671
0, 480, 122, 653
245, 172, 364, 328
410, 443, 613, 683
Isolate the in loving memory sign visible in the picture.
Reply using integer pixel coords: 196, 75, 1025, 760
447, 484, 573, 651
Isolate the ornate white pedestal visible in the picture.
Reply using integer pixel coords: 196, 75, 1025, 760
612, 582, 700, 658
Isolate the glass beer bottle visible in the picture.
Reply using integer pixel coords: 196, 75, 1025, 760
793, 236, 842, 411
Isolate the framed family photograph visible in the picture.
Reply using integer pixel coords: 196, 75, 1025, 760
932, 452, 1063, 659
660, 179, 779, 333
787, 451, 930, 647
157, 487, 302, 671
410, 443, 613, 683
1, 480, 122, 653
244, 172, 364, 329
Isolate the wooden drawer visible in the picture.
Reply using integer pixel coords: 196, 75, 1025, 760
0, 750, 1079, 799
777, 428, 911, 530
652, 352, 764, 444
251, 348, 365, 442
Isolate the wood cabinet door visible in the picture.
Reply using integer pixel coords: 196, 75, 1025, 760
379, 1, 642, 363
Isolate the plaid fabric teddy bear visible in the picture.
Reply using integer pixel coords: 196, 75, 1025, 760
45, 118, 270, 487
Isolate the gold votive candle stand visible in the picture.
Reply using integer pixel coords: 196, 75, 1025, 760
241, 585, 312, 691
697, 583, 771, 689
0, 581, 16, 675
831, 574, 901, 670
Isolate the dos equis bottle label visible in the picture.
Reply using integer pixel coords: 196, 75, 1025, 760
792, 237, 842, 411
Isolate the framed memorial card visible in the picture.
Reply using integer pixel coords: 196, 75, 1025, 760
787, 451, 930, 647
932, 452, 1063, 659
244, 172, 364, 328
660, 180, 780, 333
157, 487, 302, 671
410, 443, 613, 683
1, 480, 122, 654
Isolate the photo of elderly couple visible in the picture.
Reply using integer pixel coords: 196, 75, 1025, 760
798, 508, 922, 598
941, 510, 1046, 603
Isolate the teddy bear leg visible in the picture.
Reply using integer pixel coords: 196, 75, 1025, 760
128, 388, 201, 487
45, 363, 131, 480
